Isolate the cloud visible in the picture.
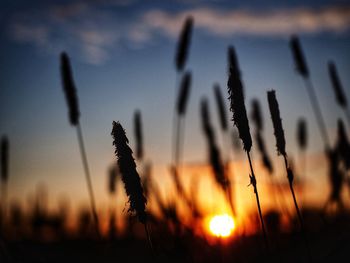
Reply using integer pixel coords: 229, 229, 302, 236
8, 3, 350, 65
139, 6, 350, 38
11, 23, 50, 47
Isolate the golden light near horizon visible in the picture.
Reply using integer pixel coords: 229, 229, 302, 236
208, 214, 235, 238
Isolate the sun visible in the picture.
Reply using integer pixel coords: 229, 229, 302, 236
209, 214, 235, 238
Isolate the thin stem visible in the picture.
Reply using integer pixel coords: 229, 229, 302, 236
300, 149, 307, 205
303, 77, 330, 148
144, 222, 156, 258
344, 108, 350, 128
246, 152, 269, 250
283, 155, 312, 262
224, 164, 236, 217
76, 123, 100, 237
224, 131, 236, 218
171, 73, 180, 166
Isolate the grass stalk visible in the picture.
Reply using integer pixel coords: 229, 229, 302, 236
303, 77, 330, 148
76, 123, 100, 237
247, 152, 269, 249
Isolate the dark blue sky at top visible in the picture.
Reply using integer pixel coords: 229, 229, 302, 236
0, 0, 349, 203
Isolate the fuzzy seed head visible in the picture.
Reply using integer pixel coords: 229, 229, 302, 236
60, 52, 80, 126
290, 35, 309, 78
111, 121, 147, 224
267, 90, 286, 156
175, 16, 193, 72
328, 61, 347, 108
227, 46, 252, 152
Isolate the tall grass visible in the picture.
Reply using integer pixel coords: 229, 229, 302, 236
213, 84, 236, 217
171, 72, 192, 211
267, 90, 311, 261
175, 17, 193, 73
200, 98, 235, 217
134, 110, 144, 161
297, 118, 307, 202
60, 52, 100, 236
250, 99, 273, 174
290, 36, 330, 148
328, 61, 350, 125
111, 121, 154, 251
227, 46, 268, 249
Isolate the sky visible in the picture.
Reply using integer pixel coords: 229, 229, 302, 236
0, 0, 349, 220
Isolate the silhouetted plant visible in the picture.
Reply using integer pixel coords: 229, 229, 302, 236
60, 52, 99, 237
328, 61, 350, 125
297, 118, 308, 203
171, 72, 192, 213
250, 99, 273, 174
213, 84, 237, 217
214, 83, 228, 132
251, 99, 263, 132
177, 73, 191, 116
297, 119, 308, 151
108, 165, 118, 196
175, 16, 193, 72
267, 90, 310, 260
336, 120, 350, 170
227, 45, 268, 248
325, 147, 344, 211
111, 121, 153, 251
134, 110, 144, 161
290, 35, 330, 148
201, 98, 226, 187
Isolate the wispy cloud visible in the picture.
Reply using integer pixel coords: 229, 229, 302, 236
138, 6, 350, 39
8, 3, 350, 65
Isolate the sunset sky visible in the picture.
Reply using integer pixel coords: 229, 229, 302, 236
0, 0, 349, 221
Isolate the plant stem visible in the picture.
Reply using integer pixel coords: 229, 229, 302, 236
246, 151, 269, 250
344, 108, 350, 128
283, 155, 312, 262
303, 77, 330, 148
76, 122, 100, 237
144, 223, 156, 258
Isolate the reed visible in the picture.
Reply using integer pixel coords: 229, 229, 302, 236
214, 84, 228, 132
297, 119, 307, 151
290, 35, 330, 148
60, 52, 100, 236
107, 165, 118, 238
213, 84, 236, 217
227, 46, 268, 248
200, 98, 227, 190
250, 99, 273, 174
171, 72, 192, 212
328, 61, 350, 125
267, 90, 311, 261
108, 165, 118, 196
297, 118, 308, 203
134, 110, 144, 161
251, 99, 263, 132
175, 16, 193, 72
336, 120, 350, 170
111, 121, 153, 251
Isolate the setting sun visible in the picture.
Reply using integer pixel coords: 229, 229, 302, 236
209, 214, 235, 238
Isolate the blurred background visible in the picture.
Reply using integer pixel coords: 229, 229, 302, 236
0, 0, 350, 262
